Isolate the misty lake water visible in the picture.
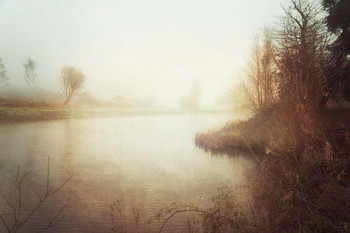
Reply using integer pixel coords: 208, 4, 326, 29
0, 113, 256, 232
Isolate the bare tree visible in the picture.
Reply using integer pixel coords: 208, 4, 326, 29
274, 0, 330, 112
0, 58, 9, 90
241, 29, 278, 110
60, 66, 85, 105
23, 57, 37, 102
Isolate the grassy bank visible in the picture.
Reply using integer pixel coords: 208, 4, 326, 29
0, 107, 73, 122
0, 106, 237, 123
195, 109, 275, 153
0, 107, 169, 122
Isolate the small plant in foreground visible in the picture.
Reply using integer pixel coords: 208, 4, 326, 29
110, 199, 140, 233
0, 157, 73, 233
149, 185, 251, 233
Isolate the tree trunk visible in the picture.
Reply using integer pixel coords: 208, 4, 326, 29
64, 94, 72, 105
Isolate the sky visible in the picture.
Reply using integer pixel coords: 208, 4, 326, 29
0, 0, 286, 107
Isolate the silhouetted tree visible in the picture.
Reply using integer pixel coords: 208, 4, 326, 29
60, 66, 85, 105
0, 58, 8, 90
23, 57, 37, 102
322, 0, 350, 101
274, 0, 330, 112
323, 0, 350, 55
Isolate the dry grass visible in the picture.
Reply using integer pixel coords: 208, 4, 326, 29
195, 108, 276, 153
249, 106, 350, 233
0, 98, 62, 108
195, 104, 350, 232
0, 107, 73, 122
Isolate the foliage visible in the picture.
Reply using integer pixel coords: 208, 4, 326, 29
323, 0, 350, 55
322, 0, 350, 101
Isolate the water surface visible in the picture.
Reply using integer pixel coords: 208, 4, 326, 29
0, 113, 256, 232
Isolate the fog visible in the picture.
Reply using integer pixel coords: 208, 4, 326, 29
0, 0, 285, 107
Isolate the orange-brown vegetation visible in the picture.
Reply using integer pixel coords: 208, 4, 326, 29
195, 0, 350, 231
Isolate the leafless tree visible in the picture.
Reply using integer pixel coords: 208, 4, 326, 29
0, 58, 9, 90
23, 57, 37, 102
60, 66, 85, 105
242, 29, 278, 110
274, 0, 330, 113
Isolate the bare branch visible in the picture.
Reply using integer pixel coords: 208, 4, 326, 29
0, 213, 10, 233
1, 157, 73, 233
35, 197, 71, 233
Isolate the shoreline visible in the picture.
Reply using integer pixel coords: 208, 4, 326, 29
195, 111, 272, 153
0, 106, 240, 123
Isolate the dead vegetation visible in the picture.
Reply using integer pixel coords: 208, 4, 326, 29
195, 0, 350, 231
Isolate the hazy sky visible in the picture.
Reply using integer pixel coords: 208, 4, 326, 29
0, 0, 285, 106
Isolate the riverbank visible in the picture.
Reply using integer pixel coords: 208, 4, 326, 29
196, 106, 350, 152
195, 109, 275, 153
195, 106, 350, 232
0, 107, 72, 122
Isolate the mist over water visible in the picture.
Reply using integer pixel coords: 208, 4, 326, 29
0, 0, 295, 232
0, 0, 285, 107
0, 113, 255, 232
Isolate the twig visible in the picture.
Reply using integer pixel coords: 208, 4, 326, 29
48, 174, 74, 197
158, 210, 196, 233
247, 198, 257, 227
1, 194, 13, 209
242, 136, 269, 173
36, 197, 71, 233
0, 156, 73, 233
0, 213, 10, 233
46, 156, 50, 196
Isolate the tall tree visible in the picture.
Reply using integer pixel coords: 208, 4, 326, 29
23, 57, 37, 102
274, 0, 330, 112
0, 58, 8, 90
323, 0, 350, 55
242, 30, 277, 110
60, 66, 85, 105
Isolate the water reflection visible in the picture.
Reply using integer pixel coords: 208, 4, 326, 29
0, 114, 255, 232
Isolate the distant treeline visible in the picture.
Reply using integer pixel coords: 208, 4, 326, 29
0, 58, 86, 105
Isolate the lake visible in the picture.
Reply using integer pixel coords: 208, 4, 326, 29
0, 113, 256, 232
